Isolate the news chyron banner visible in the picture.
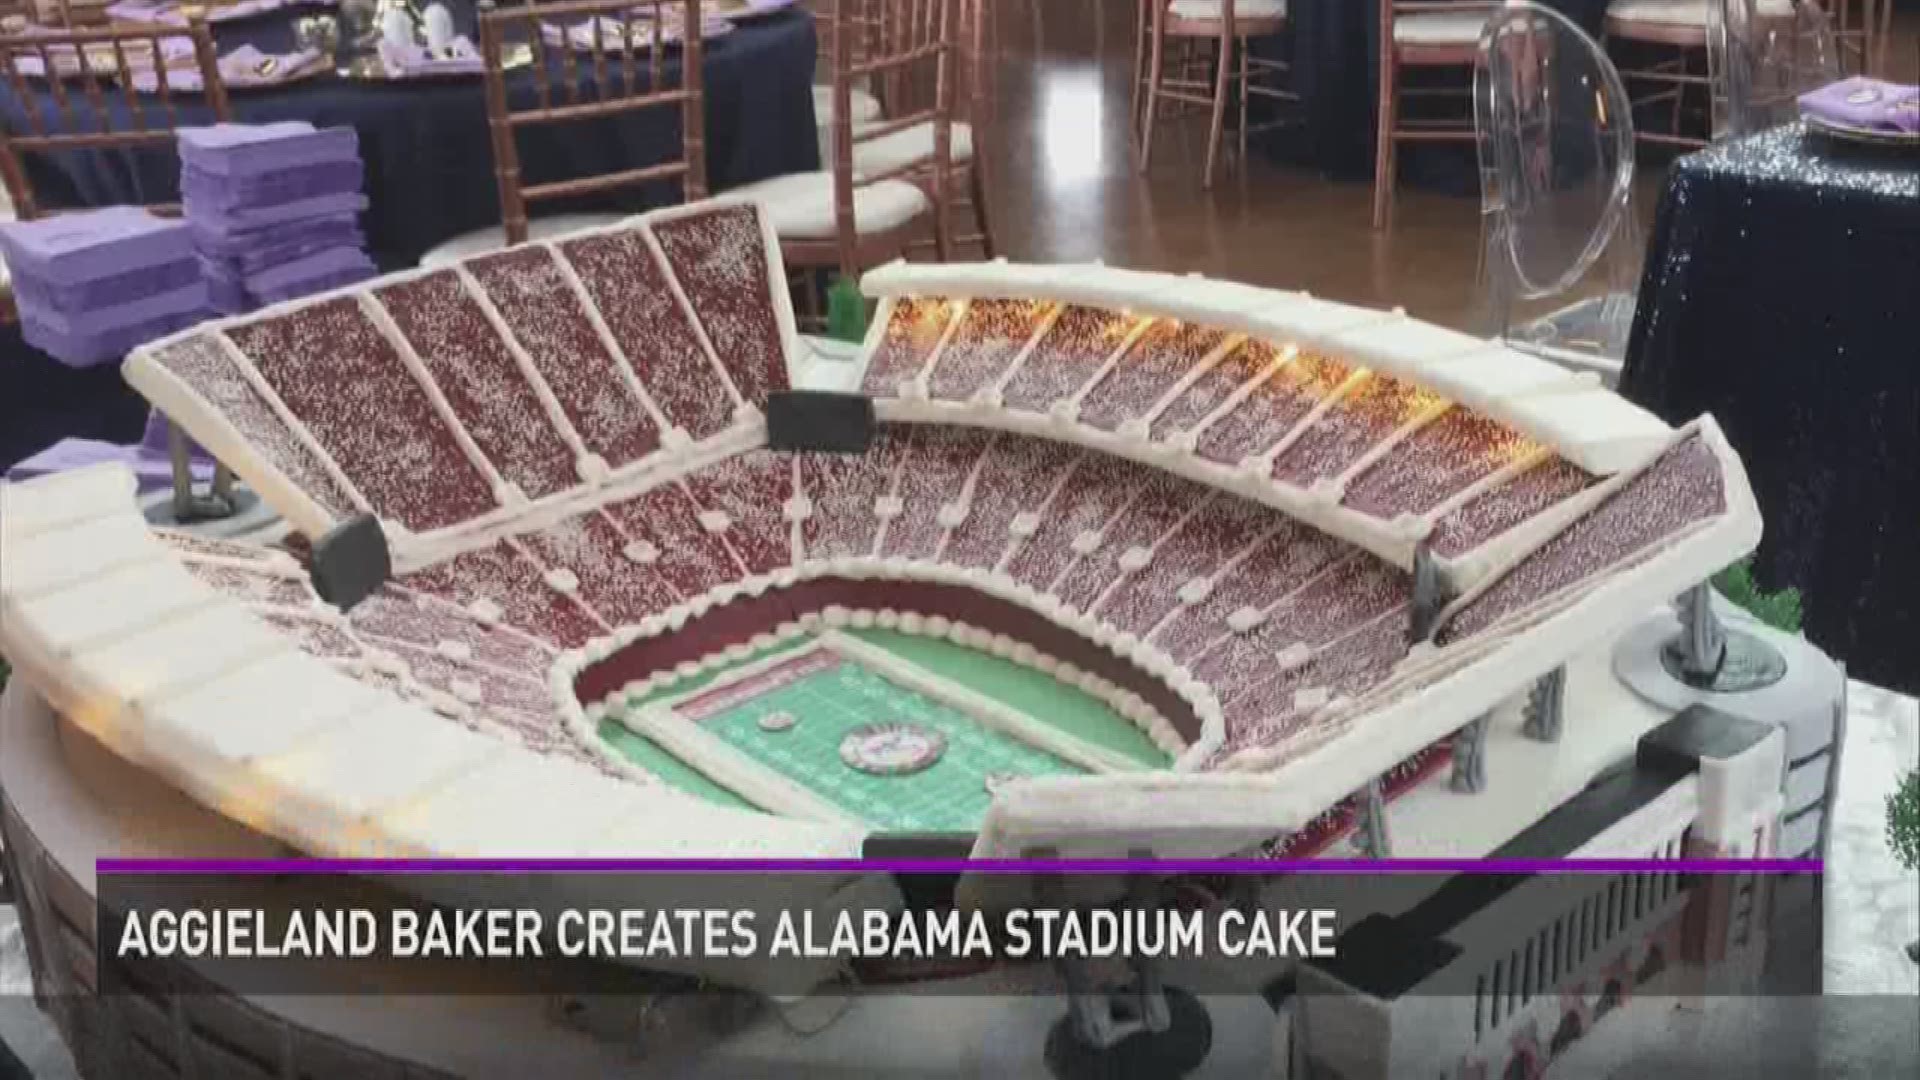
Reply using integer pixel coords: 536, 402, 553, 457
96, 859, 1825, 1001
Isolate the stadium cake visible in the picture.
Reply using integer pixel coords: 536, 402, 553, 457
0, 200, 1763, 873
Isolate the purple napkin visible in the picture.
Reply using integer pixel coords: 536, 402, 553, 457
1799, 78, 1920, 134
204, 246, 376, 313
189, 214, 363, 257
202, 245, 373, 294
0, 207, 191, 285
197, 227, 368, 275
207, 272, 251, 315
24, 280, 209, 337
179, 122, 360, 178
8, 256, 201, 316
5, 438, 213, 492
182, 158, 364, 212
186, 192, 369, 236
253, 264, 376, 307
21, 305, 211, 368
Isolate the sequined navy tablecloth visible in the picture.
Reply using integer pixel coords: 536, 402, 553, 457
1621, 123, 1920, 695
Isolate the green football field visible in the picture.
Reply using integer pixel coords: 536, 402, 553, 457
597, 628, 1172, 831
689, 652, 1083, 832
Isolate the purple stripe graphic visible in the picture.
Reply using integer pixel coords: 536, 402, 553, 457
97, 858, 1824, 876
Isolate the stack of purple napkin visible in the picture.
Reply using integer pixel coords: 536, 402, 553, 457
0, 206, 212, 367
1798, 77, 1920, 135
178, 121, 376, 314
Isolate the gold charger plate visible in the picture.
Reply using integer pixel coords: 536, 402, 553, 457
219, 54, 333, 92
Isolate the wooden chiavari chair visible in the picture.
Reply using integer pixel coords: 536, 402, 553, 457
1817, 0, 1885, 74
421, 0, 707, 265
0, 17, 225, 324
1374, 1, 1497, 229
0, 16, 228, 222
912, 0, 993, 258
0, 15, 228, 220
1869, 0, 1892, 74
29, 0, 110, 28
808, 0, 883, 145
733, 0, 953, 283
1135, 0, 1295, 190
1, 0, 40, 31
1604, 1, 1728, 149
1606, 0, 1849, 148
842, 0, 992, 259
807, 0, 993, 260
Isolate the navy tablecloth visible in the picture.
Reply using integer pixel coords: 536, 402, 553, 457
1620, 124, 1920, 696
0, 2, 820, 267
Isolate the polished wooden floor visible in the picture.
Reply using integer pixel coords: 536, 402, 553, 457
974, 0, 1920, 332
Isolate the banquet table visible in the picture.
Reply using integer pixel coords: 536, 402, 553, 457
0, 0, 820, 268
1258, 0, 1613, 184
1620, 123, 1920, 697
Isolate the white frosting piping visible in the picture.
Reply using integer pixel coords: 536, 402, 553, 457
539, 238, 677, 435
635, 222, 751, 411
355, 292, 515, 507
451, 265, 598, 479
211, 330, 377, 519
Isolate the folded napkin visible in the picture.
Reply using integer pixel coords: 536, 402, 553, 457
25, 280, 209, 337
129, 45, 322, 93
1799, 77, 1920, 135
206, 273, 250, 315
9, 256, 202, 315
200, 244, 373, 295
0, 206, 191, 284
183, 158, 364, 214
377, 36, 481, 78
188, 191, 369, 236
21, 303, 211, 368
253, 265, 374, 307
179, 122, 360, 178
539, 15, 730, 51
189, 214, 363, 258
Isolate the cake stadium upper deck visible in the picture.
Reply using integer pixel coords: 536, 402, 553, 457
0, 202, 1760, 867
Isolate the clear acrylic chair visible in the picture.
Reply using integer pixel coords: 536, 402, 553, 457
1474, 1, 1639, 386
1708, 0, 1843, 138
